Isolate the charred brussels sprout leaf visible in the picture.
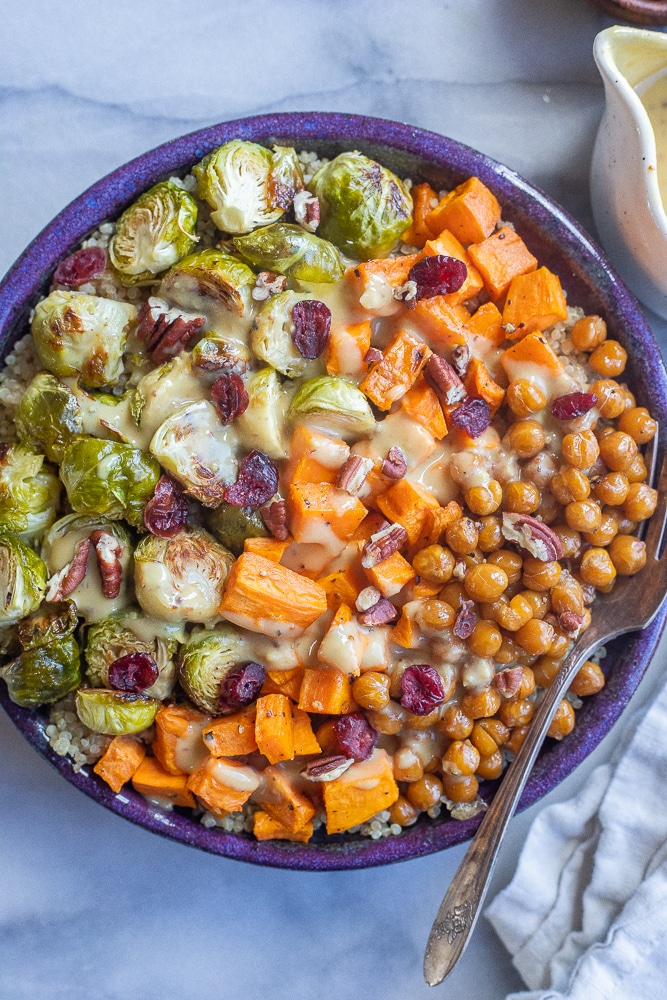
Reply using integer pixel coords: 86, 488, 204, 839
15, 373, 83, 463
234, 223, 343, 282
206, 502, 268, 556
269, 145, 305, 209
235, 367, 290, 460
31, 291, 135, 388
17, 599, 78, 651
289, 376, 376, 439
109, 181, 198, 285
159, 249, 255, 318
85, 608, 183, 700
309, 151, 413, 260
191, 332, 250, 375
178, 625, 252, 714
60, 437, 160, 528
193, 140, 288, 234
75, 688, 160, 735
0, 534, 47, 624
0, 444, 60, 542
0, 634, 81, 707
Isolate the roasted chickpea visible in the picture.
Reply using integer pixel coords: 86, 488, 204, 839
441, 739, 480, 777
476, 749, 504, 780
464, 563, 509, 602
570, 659, 606, 697
589, 339, 627, 377
506, 725, 529, 754
477, 716, 510, 746
407, 774, 444, 811
571, 313, 607, 351
417, 599, 457, 631
618, 406, 658, 444
352, 671, 391, 711
445, 517, 479, 555
440, 773, 479, 803
316, 720, 340, 755
565, 499, 602, 533
461, 686, 502, 719
498, 697, 535, 728
598, 430, 638, 472
579, 547, 617, 588
522, 557, 561, 591
532, 655, 562, 687
551, 576, 585, 616
520, 589, 550, 619
468, 619, 503, 657
515, 617, 556, 656
365, 700, 404, 735
507, 419, 546, 459
389, 795, 419, 827
393, 746, 424, 783
438, 705, 474, 740
438, 581, 467, 608
625, 452, 648, 484
561, 429, 600, 470
583, 509, 619, 547
506, 379, 547, 417
412, 544, 455, 584
465, 480, 503, 516
590, 379, 626, 419
608, 534, 647, 575
477, 515, 504, 552
548, 630, 571, 660
494, 634, 526, 665
522, 451, 559, 488
547, 699, 576, 740
403, 706, 444, 730
623, 483, 658, 521
593, 471, 629, 506
504, 480, 540, 514
488, 549, 523, 584
496, 593, 534, 631
552, 524, 582, 559
470, 721, 500, 757
550, 467, 591, 505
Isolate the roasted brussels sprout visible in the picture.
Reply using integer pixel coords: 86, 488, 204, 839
15, 372, 83, 462
0, 534, 47, 624
130, 353, 207, 441
85, 608, 184, 700
178, 624, 256, 714
193, 140, 294, 234
31, 291, 136, 388
160, 249, 255, 321
16, 599, 78, 651
75, 688, 160, 735
206, 501, 268, 556
134, 526, 234, 625
0, 634, 81, 707
251, 291, 317, 378
149, 400, 237, 507
234, 223, 343, 282
60, 437, 160, 527
289, 376, 376, 439
191, 332, 250, 375
109, 181, 198, 285
235, 367, 290, 460
41, 515, 133, 623
309, 151, 413, 260
0, 444, 60, 542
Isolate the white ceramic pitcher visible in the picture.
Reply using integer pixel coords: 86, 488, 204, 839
591, 25, 667, 319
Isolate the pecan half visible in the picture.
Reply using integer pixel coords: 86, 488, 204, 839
501, 513, 564, 562
211, 373, 249, 425
494, 667, 524, 699
453, 599, 477, 639
144, 475, 188, 538
357, 597, 399, 626
424, 354, 467, 405
451, 343, 471, 379
136, 298, 206, 363
260, 499, 289, 541
355, 586, 382, 612
559, 611, 584, 636
90, 530, 123, 599
293, 191, 320, 232
381, 446, 407, 481
336, 455, 374, 495
361, 523, 408, 568
302, 755, 354, 782
251, 271, 288, 302
45, 538, 91, 602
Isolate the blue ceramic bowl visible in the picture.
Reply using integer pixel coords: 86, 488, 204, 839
1, 112, 666, 870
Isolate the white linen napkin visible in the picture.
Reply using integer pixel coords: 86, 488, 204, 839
485, 673, 667, 999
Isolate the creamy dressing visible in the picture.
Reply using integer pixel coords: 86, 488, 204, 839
637, 69, 667, 209
210, 758, 260, 793
44, 525, 131, 623
173, 719, 210, 773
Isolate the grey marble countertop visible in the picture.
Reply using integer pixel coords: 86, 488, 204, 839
2, 2, 667, 998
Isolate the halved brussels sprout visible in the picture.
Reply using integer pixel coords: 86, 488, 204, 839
178, 624, 254, 714
193, 140, 290, 234
60, 437, 160, 527
234, 223, 344, 282
129, 353, 207, 441
159, 249, 255, 321
251, 291, 317, 378
191, 332, 250, 375
85, 608, 183, 701
289, 376, 376, 439
75, 688, 160, 735
17, 599, 78, 651
109, 181, 198, 285
206, 502, 268, 556
42, 515, 133, 623
134, 526, 234, 625
235, 367, 290, 460
0, 634, 81, 707
309, 151, 413, 260
0, 534, 47, 624
149, 400, 237, 507
15, 372, 83, 463
269, 145, 305, 208
0, 444, 60, 542
31, 291, 135, 388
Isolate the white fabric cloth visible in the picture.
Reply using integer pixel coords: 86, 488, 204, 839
486, 675, 667, 999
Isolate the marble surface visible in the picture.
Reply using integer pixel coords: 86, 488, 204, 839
2, 2, 667, 997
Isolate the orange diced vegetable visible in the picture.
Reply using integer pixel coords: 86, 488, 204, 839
318, 603, 366, 676
153, 703, 211, 776
93, 735, 146, 793
422, 230, 484, 303
425, 176, 501, 245
468, 227, 538, 300
465, 358, 506, 416
253, 810, 314, 843
376, 479, 441, 545
466, 301, 505, 346
405, 578, 443, 600
284, 424, 349, 486
501, 331, 565, 381
353, 511, 391, 542
287, 483, 367, 543
261, 665, 305, 701
364, 549, 416, 597
187, 756, 260, 815
412, 299, 470, 352
322, 749, 400, 834
292, 707, 322, 756
298, 666, 355, 715
317, 564, 366, 611
202, 706, 258, 757
409, 499, 463, 554
255, 694, 295, 764
132, 756, 196, 808
391, 602, 422, 648
401, 182, 439, 248
255, 764, 317, 833
400, 378, 448, 439
219, 553, 328, 635
326, 320, 372, 377
348, 254, 421, 293
502, 267, 568, 338
243, 536, 291, 562
359, 328, 432, 410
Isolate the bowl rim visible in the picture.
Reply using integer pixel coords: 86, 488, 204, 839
1, 110, 667, 871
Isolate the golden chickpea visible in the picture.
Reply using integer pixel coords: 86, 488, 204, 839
393, 746, 424, 783
477, 515, 505, 553
608, 534, 647, 575
498, 698, 535, 728
520, 589, 550, 620
461, 686, 502, 719
624, 483, 658, 521
561, 429, 600, 470
352, 672, 391, 711
590, 379, 626, 419
522, 557, 561, 592
465, 480, 503, 516
551, 577, 585, 616
570, 659, 606, 697
506, 725, 529, 754
365, 700, 404, 735
403, 707, 444, 731
614, 513, 638, 535
507, 419, 546, 459
504, 480, 541, 514
439, 581, 467, 608
496, 593, 534, 631
494, 634, 527, 665
464, 563, 509, 603
316, 720, 340, 755
441, 773, 479, 803
515, 618, 556, 655
476, 750, 504, 780
389, 796, 419, 827
625, 453, 648, 484
589, 339, 627, 377
579, 547, 617, 588
407, 774, 444, 812
550, 467, 591, 505
593, 471, 629, 506
552, 525, 582, 559
477, 716, 510, 746
517, 665, 537, 698
548, 631, 571, 660
438, 705, 474, 740
441, 739, 480, 777
417, 599, 457, 632
468, 619, 503, 657
599, 430, 638, 472
533, 655, 562, 688
571, 313, 607, 351
470, 721, 499, 757
565, 499, 602, 533
583, 509, 619, 547
506, 380, 547, 417
547, 699, 576, 740
488, 549, 524, 584
412, 544, 455, 584
618, 406, 658, 444
522, 451, 559, 488
445, 517, 479, 555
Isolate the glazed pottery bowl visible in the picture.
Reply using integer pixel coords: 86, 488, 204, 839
1, 112, 666, 870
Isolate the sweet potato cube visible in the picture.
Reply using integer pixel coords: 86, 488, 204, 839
243, 537, 291, 562
219, 553, 328, 636
376, 479, 441, 546
400, 378, 448, 440
318, 604, 366, 676
401, 181, 439, 248
326, 320, 372, 377
412, 299, 470, 352
391, 602, 422, 649
501, 331, 565, 381
466, 301, 505, 346
323, 749, 400, 835
364, 550, 416, 598
284, 424, 349, 486
468, 227, 538, 300
261, 665, 305, 701
253, 810, 314, 843
464, 358, 505, 416
292, 708, 322, 756
254, 694, 295, 764
187, 756, 260, 815
287, 483, 367, 543
404, 578, 442, 600
410, 499, 463, 553
425, 176, 501, 246
359, 328, 432, 411
502, 267, 568, 338
255, 764, 317, 833
352, 511, 389, 542
317, 564, 366, 611
202, 706, 258, 757
298, 667, 355, 715
153, 704, 211, 776
422, 230, 484, 304
94, 735, 146, 794
132, 756, 196, 808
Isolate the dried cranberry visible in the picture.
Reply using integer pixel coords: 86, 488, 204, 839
450, 396, 491, 438
53, 246, 107, 287
291, 299, 331, 359
551, 392, 598, 420
144, 476, 188, 537
407, 255, 467, 300
333, 712, 378, 761
453, 599, 478, 639
400, 664, 446, 716
212, 373, 249, 424
108, 652, 159, 693
224, 450, 279, 507
221, 661, 266, 708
